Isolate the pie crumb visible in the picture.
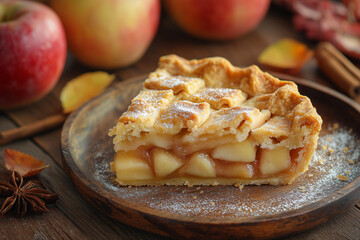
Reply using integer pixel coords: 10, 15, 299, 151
319, 158, 324, 164
327, 137, 332, 141
343, 147, 348, 153
308, 174, 313, 177
345, 170, 350, 175
193, 196, 198, 200
322, 145, 328, 151
348, 159, 355, 165
332, 122, 339, 130
328, 148, 334, 154
337, 174, 349, 181
235, 183, 244, 191
184, 181, 192, 187
200, 190, 204, 194
210, 201, 215, 206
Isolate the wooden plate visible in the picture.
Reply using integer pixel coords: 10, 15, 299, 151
61, 75, 360, 239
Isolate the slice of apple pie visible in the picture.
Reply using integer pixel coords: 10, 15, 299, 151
108, 55, 322, 186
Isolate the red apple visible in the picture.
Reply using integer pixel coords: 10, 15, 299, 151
51, 0, 160, 69
0, 0, 66, 109
164, 0, 271, 40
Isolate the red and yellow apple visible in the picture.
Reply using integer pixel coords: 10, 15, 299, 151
0, 0, 66, 109
51, 0, 160, 69
164, 0, 271, 40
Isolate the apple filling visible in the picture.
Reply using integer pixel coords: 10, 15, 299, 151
108, 55, 322, 186
110, 136, 302, 185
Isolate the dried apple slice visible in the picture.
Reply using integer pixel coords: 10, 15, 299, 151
60, 72, 115, 113
258, 38, 313, 73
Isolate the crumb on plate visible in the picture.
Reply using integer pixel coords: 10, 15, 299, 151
234, 183, 244, 191
337, 174, 349, 181
348, 159, 355, 165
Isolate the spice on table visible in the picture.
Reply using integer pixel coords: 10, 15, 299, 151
0, 113, 67, 146
315, 42, 360, 104
0, 171, 58, 217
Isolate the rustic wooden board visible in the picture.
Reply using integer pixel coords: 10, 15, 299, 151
61, 76, 360, 239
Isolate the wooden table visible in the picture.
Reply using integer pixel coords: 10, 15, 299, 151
1, 5, 359, 240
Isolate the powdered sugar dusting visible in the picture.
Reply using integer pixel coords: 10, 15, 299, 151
145, 76, 204, 94
193, 88, 243, 102
92, 124, 359, 219
84, 118, 360, 220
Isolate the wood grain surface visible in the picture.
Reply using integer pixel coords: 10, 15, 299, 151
1, 4, 359, 240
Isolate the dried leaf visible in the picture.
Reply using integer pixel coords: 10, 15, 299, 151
60, 72, 115, 113
258, 38, 313, 73
3, 149, 49, 177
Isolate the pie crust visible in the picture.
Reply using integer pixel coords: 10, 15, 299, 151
109, 55, 322, 186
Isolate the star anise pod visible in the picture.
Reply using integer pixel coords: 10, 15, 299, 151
0, 170, 58, 217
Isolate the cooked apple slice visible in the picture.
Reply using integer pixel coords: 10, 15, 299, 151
185, 153, 216, 177
114, 151, 153, 181
152, 148, 183, 178
259, 147, 291, 175
212, 139, 256, 162
217, 163, 254, 178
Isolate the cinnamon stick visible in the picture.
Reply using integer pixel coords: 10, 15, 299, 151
0, 113, 67, 145
315, 42, 360, 104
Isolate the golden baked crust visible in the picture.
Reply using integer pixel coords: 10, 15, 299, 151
109, 55, 322, 186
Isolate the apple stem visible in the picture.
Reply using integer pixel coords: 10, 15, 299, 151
0, 5, 19, 23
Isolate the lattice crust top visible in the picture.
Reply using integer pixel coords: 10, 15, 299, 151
155, 100, 211, 135
109, 55, 322, 154
186, 88, 247, 110
144, 75, 205, 95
